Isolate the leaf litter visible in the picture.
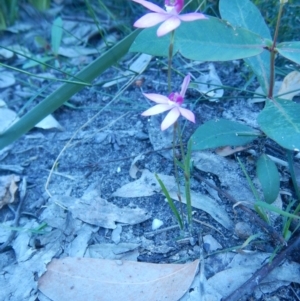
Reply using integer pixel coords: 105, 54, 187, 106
38, 257, 200, 301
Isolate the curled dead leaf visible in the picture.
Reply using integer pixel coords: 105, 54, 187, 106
277, 71, 300, 100
215, 145, 248, 156
0, 175, 20, 209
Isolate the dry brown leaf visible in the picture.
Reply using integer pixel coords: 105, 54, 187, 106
215, 145, 248, 156
0, 175, 20, 209
112, 169, 175, 198
52, 187, 149, 229
39, 258, 199, 301
35, 114, 64, 131
129, 154, 144, 179
0, 105, 19, 134
278, 71, 300, 100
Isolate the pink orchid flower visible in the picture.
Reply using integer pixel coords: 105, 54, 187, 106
133, 0, 206, 37
141, 74, 195, 131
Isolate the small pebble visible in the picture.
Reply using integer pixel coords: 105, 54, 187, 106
235, 222, 253, 239
203, 234, 222, 251
152, 218, 164, 230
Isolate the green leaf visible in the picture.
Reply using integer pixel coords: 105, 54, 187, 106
29, 0, 50, 11
130, 17, 265, 61
257, 98, 300, 151
51, 17, 63, 56
190, 119, 260, 151
237, 156, 268, 222
277, 42, 300, 65
256, 154, 280, 204
0, 29, 142, 149
219, 0, 271, 94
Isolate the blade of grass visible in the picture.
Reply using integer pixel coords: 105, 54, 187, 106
155, 174, 183, 229
0, 45, 92, 81
0, 29, 141, 149
237, 156, 269, 223
255, 201, 300, 219
0, 62, 90, 85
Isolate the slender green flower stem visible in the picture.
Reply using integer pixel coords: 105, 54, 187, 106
173, 122, 184, 221
177, 124, 192, 224
168, 30, 175, 93
268, 2, 285, 99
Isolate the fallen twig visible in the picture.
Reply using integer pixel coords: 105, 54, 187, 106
0, 177, 27, 253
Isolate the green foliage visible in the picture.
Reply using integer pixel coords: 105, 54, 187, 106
0, 0, 18, 29
28, 0, 50, 11
130, 17, 265, 61
256, 154, 280, 204
51, 17, 63, 56
257, 99, 300, 151
219, 0, 271, 94
190, 119, 260, 151
276, 41, 300, 65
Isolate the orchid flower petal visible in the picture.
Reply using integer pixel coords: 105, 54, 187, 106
132, 0, 166, 13
161, 108, 180, 130
179, 13, 207, 22
142, 104, 172, 116
143, 93, 170, 104
157, 16, 181, 36
134, 13, 169, 28
180, 74, 191, 97
179, 107, 195, 123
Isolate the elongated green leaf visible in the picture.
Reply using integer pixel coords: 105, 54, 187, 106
191, 119, 260, 151
155, 174, 183, 229
130, 17, 265, 61
277, 42, 300, 65
51, 17, 63, 56
0, 29, 141, 149
219, 0, 271, 94
256, 154, 280, 204
257, 98, 300, 151
255, 201, 300, 219
237, 156, 268, 222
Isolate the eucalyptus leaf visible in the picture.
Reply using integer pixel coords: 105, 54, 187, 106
190, 119, 260, 151
257, 98, 300, 151
256, 154, 280, 204
219, 0, 271, 94
277, 42, 300, 65
130, 17, 265, 61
